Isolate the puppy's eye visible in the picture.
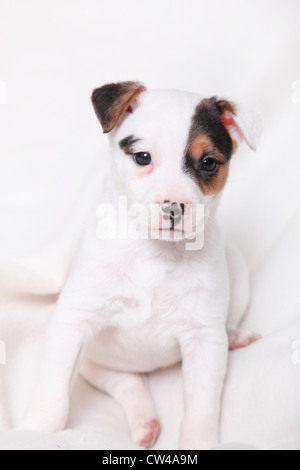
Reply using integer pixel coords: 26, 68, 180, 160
133, 152, 152, 166
201, 157, 219, 173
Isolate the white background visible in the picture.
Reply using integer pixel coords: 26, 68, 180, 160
0, 0, 300, 450
0, 0, 299, 268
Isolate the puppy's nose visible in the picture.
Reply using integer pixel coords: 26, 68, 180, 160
161, 201, 186, 225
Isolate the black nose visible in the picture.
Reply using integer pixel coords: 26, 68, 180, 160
161, 201, 186, 225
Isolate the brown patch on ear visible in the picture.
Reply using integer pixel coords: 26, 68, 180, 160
91, 81, 146, 134
198, 162, 230, 196
217, 100, 240, 152
217, 99, 237, 116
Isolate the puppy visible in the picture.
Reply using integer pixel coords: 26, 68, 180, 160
20, 82, 261, 449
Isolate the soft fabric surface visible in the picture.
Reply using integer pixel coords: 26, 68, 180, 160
0, 0, 300, 450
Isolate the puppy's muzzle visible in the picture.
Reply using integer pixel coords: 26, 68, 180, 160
161, 201, 186, 227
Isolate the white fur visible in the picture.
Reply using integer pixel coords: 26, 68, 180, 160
233, 103, 262, 151
19, 87, 259, 449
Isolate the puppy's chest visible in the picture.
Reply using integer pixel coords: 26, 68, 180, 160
109, 253, 201, 327
88, 248, 216, 372
87, 256, 193, 371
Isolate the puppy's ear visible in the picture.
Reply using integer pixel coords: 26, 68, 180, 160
91, 81, 146, 134
217, 99, 262, 152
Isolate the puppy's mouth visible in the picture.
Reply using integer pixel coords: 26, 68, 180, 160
134, 203, 205, 242
152, 226, 199, 243
159, 227, 182, 233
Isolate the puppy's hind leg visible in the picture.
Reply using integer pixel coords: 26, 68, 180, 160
226, 242, 261, 351
80, 359, 160, 448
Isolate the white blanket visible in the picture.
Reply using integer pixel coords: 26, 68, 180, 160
0, 0, 299, 450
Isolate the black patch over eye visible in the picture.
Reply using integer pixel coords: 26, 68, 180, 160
133, 152, 152, 166
201, 156, 219, 173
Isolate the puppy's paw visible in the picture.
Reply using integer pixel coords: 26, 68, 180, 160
179, 437, 218, 450
17, 392, 69, 433
228, 328, 261, 351
17, 415, 65, 433
179, 423, 218, 450
134, 418, 161, 449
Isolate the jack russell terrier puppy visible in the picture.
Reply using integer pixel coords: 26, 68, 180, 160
20, 82, 261, 449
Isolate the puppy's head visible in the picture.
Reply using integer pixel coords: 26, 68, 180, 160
92, 81, 261, 241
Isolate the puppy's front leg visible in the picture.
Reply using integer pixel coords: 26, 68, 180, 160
19, 307, 95, 432
179, 328, 228, 450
